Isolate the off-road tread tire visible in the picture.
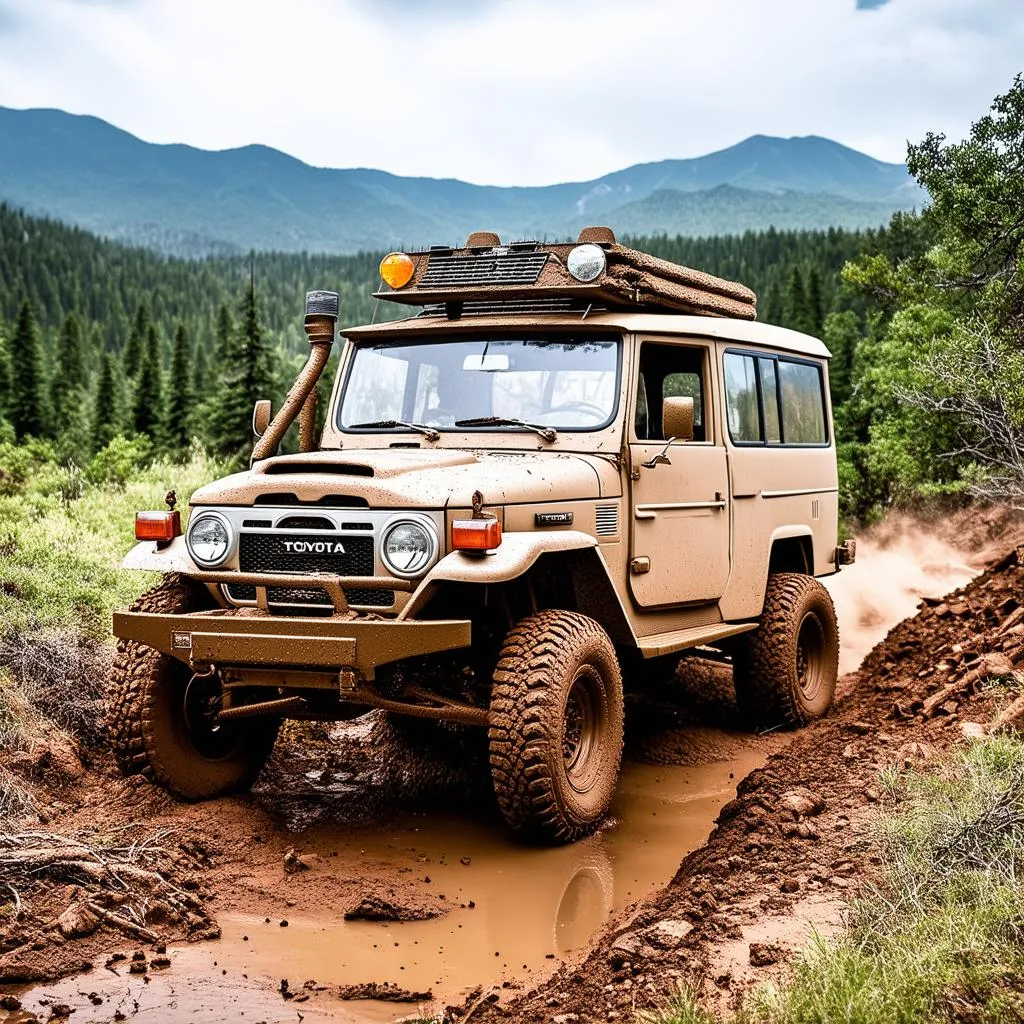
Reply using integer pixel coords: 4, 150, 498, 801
488, 610, 624, 844
107, 573, 278, 799
733, 573, 839, 729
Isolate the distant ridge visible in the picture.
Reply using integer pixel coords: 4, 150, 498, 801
0, 107, 922, 256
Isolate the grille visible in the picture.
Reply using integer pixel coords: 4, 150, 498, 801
419, 251, 548, 288
227, 584, 394, 608
277, 516, 334, 530
233, 533, 393, 608
595, 505, 619, 536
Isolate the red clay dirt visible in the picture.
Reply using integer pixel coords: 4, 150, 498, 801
471, 520, 1024, 1022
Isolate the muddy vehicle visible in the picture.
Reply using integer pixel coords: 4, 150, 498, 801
111, 227, 854, 843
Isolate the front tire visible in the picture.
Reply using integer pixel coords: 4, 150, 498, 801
108, 574, 280, 800
488, 610, 624, 844
733, 573, 839, 729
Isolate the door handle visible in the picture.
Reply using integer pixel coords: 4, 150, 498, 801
634, 499, 727, 520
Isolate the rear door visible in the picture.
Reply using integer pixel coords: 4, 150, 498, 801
628, 338, 730, 607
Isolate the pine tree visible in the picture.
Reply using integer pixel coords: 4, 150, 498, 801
785, 265, 810, 334
213, 303, 233, 362
122, 300, 150, 378
51, 311, 87, 428
92, 351, 120, 451
193, 341, 210, 399
210, 273, 276, 462
0, 330, 14, 420
806, 267, 825, 336
133, 322, 164, 439
761, 280, 784, 325
10, 299, 48, 439
166, 321, 194, 450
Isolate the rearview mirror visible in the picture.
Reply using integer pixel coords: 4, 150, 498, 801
463, 353, 510, 372
252, 399, 272, 438
663, 396, 694, 442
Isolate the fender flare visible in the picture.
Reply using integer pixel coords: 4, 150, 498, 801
401, 532, 634, 644
767, 525, 815, 573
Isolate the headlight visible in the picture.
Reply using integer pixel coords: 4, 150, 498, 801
186, 512, 233, 568
381, 520, 437, 578
566, 243, 606, 283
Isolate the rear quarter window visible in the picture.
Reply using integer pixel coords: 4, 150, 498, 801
723, 351, 828, 446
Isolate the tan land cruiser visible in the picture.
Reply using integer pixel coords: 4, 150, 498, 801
110, 227, 855, 843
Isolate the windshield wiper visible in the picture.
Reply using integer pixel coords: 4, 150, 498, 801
348, 419, 440, 441
454, 416, 558, 443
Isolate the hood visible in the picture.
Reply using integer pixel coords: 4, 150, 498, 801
189, 448, 622, 509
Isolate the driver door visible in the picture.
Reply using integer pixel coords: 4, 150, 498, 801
628, 339, 730, 608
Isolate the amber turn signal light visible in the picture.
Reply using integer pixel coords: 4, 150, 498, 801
451, 518, 502, 552
135, 510, 182, 543
379, 252, 415, 289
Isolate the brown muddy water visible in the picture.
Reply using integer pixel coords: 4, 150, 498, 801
9, 748, 768, 1023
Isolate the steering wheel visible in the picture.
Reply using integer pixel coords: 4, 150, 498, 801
547, 400, 608, 421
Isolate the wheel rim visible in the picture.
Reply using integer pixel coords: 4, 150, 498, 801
182, 672, 237, 760
796, 612, 827, 703
562, 666, 603, 795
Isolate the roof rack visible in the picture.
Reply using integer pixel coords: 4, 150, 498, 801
375, 227, 757, 321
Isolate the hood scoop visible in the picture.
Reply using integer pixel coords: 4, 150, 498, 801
257, 449, 479, 480
262, 461, 374, 477
253, 493, 370, 508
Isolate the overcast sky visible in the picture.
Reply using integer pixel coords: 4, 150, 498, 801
0, 0, 1021, 186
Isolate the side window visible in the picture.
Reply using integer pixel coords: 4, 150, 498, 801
759, 359, 781, 444
778, 361, 827, 443
723, 351, 828, 445
635, 344, 708, 442
723, 353, 760, 442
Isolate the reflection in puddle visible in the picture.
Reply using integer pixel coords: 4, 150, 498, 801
13, 749, 767, 1023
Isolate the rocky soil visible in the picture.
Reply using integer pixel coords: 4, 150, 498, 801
471, 537, 1024, 1022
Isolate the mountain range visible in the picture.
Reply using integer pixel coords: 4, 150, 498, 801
0, 106, 923, 256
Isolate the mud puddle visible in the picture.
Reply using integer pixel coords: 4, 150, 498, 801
10, 747, 769, 1023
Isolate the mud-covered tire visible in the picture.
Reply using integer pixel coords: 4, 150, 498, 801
488, 610, 624, 844
733, 573, 839, 729
107, 574, 279, 800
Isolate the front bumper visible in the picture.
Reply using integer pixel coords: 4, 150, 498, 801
113, 607, 472, 681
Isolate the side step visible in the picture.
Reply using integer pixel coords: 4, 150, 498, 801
637, 622, 757, 659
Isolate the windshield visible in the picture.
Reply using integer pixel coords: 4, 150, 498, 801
337, 335, 621, 433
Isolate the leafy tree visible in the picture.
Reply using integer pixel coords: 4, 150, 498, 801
165, 321, 194, 451
839, 74, 1024, 513
9, 299, 48, 439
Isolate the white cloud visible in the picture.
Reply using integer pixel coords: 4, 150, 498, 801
0, 0, 1021, 185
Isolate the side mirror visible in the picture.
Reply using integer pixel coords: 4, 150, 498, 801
252, 399, 272, 438
662, 396, 694, 443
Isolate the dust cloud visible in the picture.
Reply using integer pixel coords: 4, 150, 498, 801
825, 516, 981, 675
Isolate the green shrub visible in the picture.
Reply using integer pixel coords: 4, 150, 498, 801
85, 434, 154, 487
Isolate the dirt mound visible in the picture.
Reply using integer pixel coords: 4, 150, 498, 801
478, 544, 1024, 1022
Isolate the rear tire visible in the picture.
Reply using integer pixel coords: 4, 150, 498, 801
107, 574, 279, 800
733, 573, 838, 729
488, 610, 624, 844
